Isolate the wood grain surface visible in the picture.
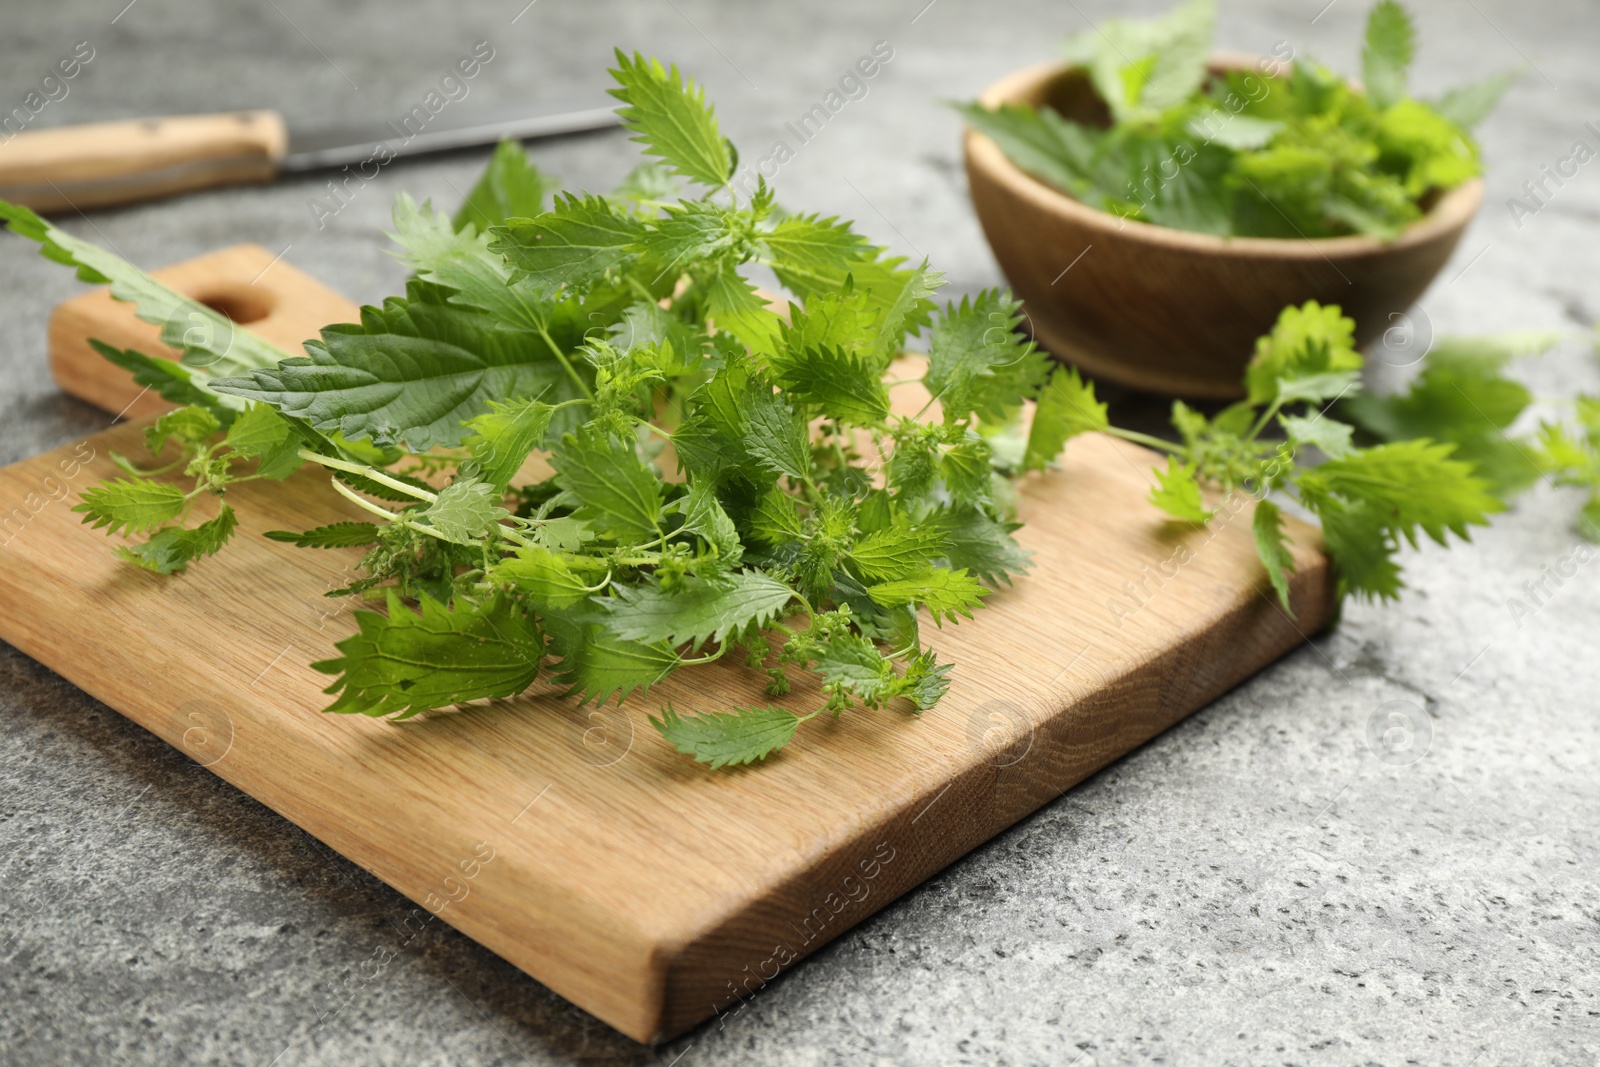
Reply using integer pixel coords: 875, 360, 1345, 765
2, 248, 1334, 1042
0, 111, 287, 214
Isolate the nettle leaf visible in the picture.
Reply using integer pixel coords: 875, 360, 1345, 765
116, 505, 238, 575
211, 290, 576, 451
74, 478, 187, 536
813, 632, 895, 702
1432, 69, 1518, 131
609, 51, 732, 189
1279, 412, 1354, 460
90, 341, 229, 419
145, 406, 221, 455
264, 522, 381, 549
224, 403, 302, 481
392, 194, 549, 332
650, 703, 801, 769
489, 193, 645, 292
453, 139, 551, 233
702, 266, 782, 357
550, 621, 679, 706
316, 592, 543, 718
1073, 0, 1215, 122
867, 566, 989, 626
489, 545, 596, 610
603, 571, 795, 650
1363, 0, 1416, 110
551, 429, 665, 539
936, 507, 1031, 586
956, 102, 1103, 202
1252, 499, 1296, 612
419, 478, 509, 545
1149, 456, 1214, 524
926, 291, 1049, 422
758, 214, 873, 292
1024, 366, 1108, 470
1298, 438, 1501, 548
768, 344, 890, 425
743, 390, 812, 480
640, 200, 746, 272
676, 480, 743, 564
0, 201, 292, 378
849, 524, 949, 582
463, 397, 554, 491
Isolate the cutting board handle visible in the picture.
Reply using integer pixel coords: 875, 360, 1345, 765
0, 111, 288, 214
47, 244, 359, 419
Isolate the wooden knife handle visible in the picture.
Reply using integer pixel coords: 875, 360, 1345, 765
0, 111, 287, 213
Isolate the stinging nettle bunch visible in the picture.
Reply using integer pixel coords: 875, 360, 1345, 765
959, 0, 1516, 239
0, 52, 1499, 769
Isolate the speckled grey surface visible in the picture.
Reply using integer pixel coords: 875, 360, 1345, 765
2, 1, 1598, 1064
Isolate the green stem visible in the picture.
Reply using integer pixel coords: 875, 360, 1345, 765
1105, 427, 1183, 453
538, 327, 594, 400
298, 450, 437, 503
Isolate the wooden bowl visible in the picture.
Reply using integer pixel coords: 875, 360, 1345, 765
963, 59, 1484, 398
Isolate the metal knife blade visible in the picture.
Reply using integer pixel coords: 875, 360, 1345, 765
279, 102, 623, 173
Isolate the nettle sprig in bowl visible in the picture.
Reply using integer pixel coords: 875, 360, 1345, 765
958, 0, 1517, 398
0, 53, 1496, 769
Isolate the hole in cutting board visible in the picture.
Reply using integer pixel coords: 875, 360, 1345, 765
193, 287, 273, 325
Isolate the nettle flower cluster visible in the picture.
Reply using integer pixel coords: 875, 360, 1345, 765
0, 52, 1498, 768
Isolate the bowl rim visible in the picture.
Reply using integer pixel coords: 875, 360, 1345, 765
966, 58, 1485, 259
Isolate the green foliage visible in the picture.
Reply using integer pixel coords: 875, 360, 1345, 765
650, 703, 804, 769
3, 55, 1513, 770
1148, 300, 1501, 603
961, 0, 1505, 239
316, 593, 543, 718
453, 139, 551, 232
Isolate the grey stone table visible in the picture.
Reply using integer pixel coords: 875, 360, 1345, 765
2, 1, 1596, 1064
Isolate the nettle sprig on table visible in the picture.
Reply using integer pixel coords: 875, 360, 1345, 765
958, 0, 1515, 239
0, 53, 1497, 768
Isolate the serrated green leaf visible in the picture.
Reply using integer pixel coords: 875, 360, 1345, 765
603, 571, 795, 650
849, 524, 950, 582
74, 478, 188, 536
211, 287, 580, 451
1279, 412, 1355, 460
90, 341, 229, 418
1252, 499, 1296, 612
867, 566, 989, 626
1298, 438, 1501, 548
115, 504, 238, 575
418, 477, 509, 544
316, 592, 542, 718
489, 192, 646, 292
489, 545, 596, 610
551, 429, 664, 539
145, 406, 221, 455
1024, 366, 1108, 470
453, 140, 551, 233
0, 200, 292, 378
550, 621, 678, 706
391, 194, 549, 332
1363, 0, 1415, 110
758, 214, 873, 291
742, 389, 811, 480
1148, 456, 1214, 524
768, 344, 890, 425
264, 522, 381, 548
650, 703, 801, 769
676, 480, 743, 564
225, 403, 302, 480
463, 397, 554, 491
608, 51, 732, 189
702, 265, 781, 357
1431, 69, 1517, 130
926, 290, 1050, 422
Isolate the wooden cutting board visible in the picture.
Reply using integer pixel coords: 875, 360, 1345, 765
0, 245, 1333, 1042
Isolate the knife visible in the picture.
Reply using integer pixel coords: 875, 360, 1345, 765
0, 103, 621, 214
